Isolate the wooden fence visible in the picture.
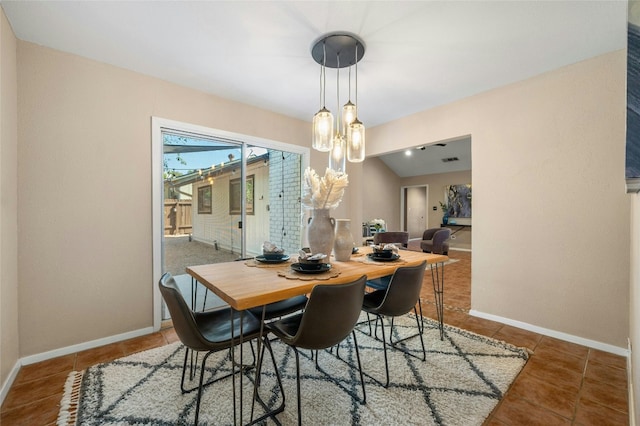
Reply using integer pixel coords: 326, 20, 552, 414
164, 199, 192, 235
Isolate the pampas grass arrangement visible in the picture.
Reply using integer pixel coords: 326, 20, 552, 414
302, 167, 349, 210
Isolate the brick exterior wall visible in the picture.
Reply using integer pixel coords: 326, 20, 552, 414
268, 150, 302, 254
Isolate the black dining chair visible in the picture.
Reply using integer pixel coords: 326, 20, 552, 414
361, 261, 427, 387
365, 274, 425, 334
159, 272, 285, 425
267, 276, 368, 425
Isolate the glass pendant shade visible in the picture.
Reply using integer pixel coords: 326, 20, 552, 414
329, 133, 346, 172
312, 107, 334, 152
342, 101, 357, 134
347, 118, 365, 162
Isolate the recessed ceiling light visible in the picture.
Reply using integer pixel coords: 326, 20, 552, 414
416, 146, 425, 150
405, 150, 412, 156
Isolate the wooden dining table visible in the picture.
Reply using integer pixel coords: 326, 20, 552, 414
187, 246, 449, 351
185, 246, 448, 425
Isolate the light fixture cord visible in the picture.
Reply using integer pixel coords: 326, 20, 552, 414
336, 53, 340, 130
355, 43, 358, 107
322, 41, 327, 107
281, 152, 285, 246
348, 62, 352, 102
318, 48, 323, 108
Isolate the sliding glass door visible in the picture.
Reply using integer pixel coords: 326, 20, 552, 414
152, 119, 307, 324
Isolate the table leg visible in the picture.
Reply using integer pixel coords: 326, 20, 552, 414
189, 277, 197, 380
230, 309, 238, 425
191, 276, 196, 309
250, 307, 266, 424
249, 307, 285, 425
430, 262, 445, 340
239, 310, 244, 424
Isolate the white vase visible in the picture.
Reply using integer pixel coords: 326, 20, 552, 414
307, 208, 335, 256
333, 219, 354, 261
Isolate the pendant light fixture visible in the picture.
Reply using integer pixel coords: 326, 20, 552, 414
347, 43, 365, 162
329, 53, 346, 172
311, 32, 366, 167
342, 65, 357, 134
312, 41, 333, 152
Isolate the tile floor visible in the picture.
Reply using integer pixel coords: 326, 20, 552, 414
1, 250, 629, 425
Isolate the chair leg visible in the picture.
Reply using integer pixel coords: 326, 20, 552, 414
201, 288, 208, 312
378, 314, 390, 387
180, 347, 190, 392
373, 315, 383, 340
415, 309, 427, 361
294, 347, 302, 426
180, 347, 209, 394
249, 336, 286, 424
357, 312, 375, 336
230, 341, 257, 370
387, 308, 427, 362
351, 330, 367, 404
194, 351, 218, 426
417, 298, 425, 333
389, 307, 424, 347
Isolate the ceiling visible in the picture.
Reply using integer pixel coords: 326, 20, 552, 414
379, 136, 471, 178
1, 1, 627, 176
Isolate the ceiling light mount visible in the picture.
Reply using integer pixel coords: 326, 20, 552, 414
311, 32, 366, 68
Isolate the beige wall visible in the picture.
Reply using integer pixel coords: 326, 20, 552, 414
361, 157, 401, 231
0, 9, 19, 392
16, 42, 324, 356
370, 50, 630, 348
631, 192, 639, 425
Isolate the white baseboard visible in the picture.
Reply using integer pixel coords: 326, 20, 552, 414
20, 326, 155, 366
0, 326, 155, 406
630, 338, 636, 426
469, 309, 628, 357
0, 360, 21, 406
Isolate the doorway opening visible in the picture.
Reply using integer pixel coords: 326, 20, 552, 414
401, 185, 429, 239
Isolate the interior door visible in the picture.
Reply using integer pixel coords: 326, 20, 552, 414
405, 186, 428, 238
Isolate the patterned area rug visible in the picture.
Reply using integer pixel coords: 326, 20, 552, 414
58, 315, 527, 425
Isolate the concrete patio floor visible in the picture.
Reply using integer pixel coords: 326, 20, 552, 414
163, 235, 237, 317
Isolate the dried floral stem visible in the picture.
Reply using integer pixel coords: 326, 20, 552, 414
321, 182, 335, 209
301, 167, 348, 210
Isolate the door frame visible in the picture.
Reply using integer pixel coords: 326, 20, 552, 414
151, 117, 309, 331
400, 184, 429, 238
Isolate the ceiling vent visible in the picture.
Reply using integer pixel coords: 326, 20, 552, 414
442, 157, 459, 163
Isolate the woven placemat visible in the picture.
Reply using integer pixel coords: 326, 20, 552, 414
277, 266, 341, 281
244, 259, 292, 269
350, 254, 408, 266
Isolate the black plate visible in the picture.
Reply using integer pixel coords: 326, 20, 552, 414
367, 253, 400, 262
291, 263, 332, 274
255, 255, 290, 264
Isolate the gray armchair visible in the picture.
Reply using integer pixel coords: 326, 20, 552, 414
373, 231, 409, 248
420, 228, 451, 255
